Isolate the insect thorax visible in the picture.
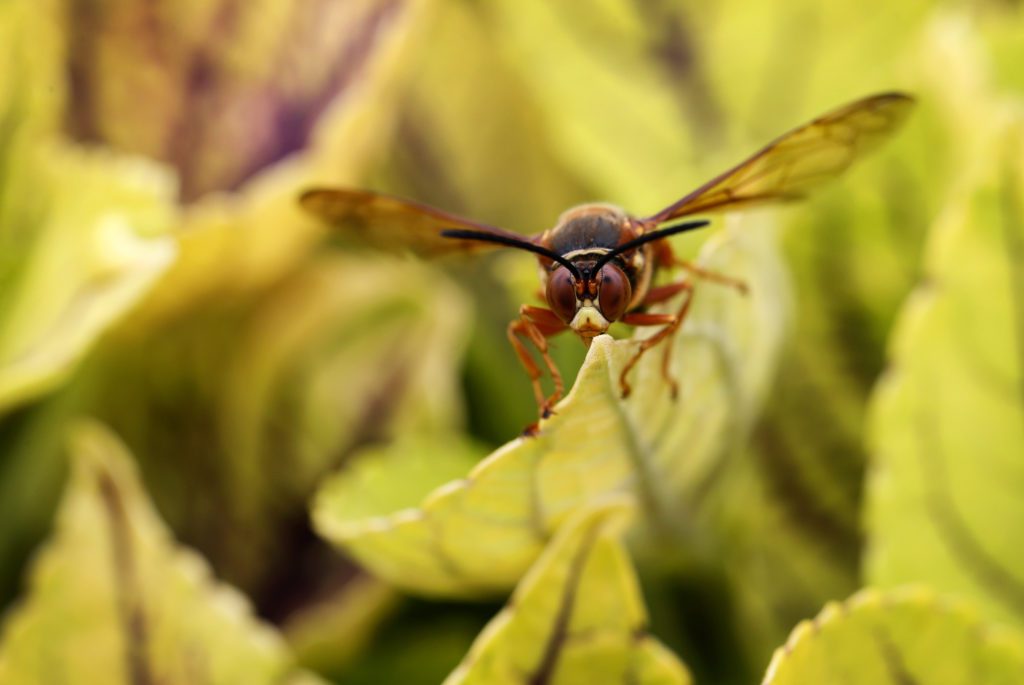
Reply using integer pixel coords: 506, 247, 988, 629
546, 203, 628, 256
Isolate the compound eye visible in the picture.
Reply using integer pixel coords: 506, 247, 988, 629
598, 264, 632, 322
546, 267, 577, 322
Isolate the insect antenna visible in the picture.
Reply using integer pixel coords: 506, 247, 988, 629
593, 219, 710, 271
440, 229, 583, 280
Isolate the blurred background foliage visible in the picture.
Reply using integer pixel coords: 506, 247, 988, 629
1, 0, 1023, 683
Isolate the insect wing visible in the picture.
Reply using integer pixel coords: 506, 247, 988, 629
299, 188, 534, 256
645, 92, 915, 223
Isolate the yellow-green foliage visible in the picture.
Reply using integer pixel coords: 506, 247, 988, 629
444, 499, 692, 685
313, 218, 785, 600
1, 0, 1024, 683
865, 61, 1024, 628
763, 587, 1024, 685
0, 422, 324, 684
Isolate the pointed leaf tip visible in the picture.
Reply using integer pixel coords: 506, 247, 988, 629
444, 498, 692, 685
0, 421, 320, 685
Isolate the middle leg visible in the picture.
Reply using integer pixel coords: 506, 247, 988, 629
618, 280, 695, 399
652, 238, 748, 294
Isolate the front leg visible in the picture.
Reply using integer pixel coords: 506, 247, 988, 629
507, 305, 568, 421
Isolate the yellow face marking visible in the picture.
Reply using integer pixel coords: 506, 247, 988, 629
570, 306, 610, 337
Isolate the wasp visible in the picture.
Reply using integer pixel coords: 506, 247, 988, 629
301, 92, 913, 422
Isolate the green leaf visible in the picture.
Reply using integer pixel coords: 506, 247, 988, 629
58, 0, 434, 202
482, 0, 929, 215
0, 1, 178, 413
115, 0, 440, 327
443, 498, 692, 685
0, 421, 321, 685
481, 0, 703, 211
313, 217, 787, 596
0, 1, 63, 146
683, 0, 930, 132
217, 253, 472, 515
703, 447, 865, 668
374, 0, 585, 229
0, 144, 177, 414
864, 104, 1024, 626
123, 253, 469, 593
762, 587, 1024, 684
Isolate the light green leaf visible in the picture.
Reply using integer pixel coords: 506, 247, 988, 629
443, 498, 692, 685
480, 0, 702, 212
864, 103, 1024, 626
705, 449, 864, 667
57, 0, 434, 202
0, 242, 473, 600
0, 1, 178, 413
313, 216, 787, 596
682, 0, 929, 134
374, 0, 583, 229
113, 0, 440, 327
218, 253, 471, 519
0, 421, 321, 685
762, 587, 1024, 685
482, 0, 928, 215
0, 144, 177, 413
705, 11, 981, 666
0, 1, 63, 147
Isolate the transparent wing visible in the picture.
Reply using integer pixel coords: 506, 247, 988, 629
645, 92, 915, 223
299, 188, 534, 256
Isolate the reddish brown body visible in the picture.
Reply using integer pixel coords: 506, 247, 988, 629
299, 92, 914, 426
501, 203, 728, 417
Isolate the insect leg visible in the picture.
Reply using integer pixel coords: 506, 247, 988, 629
642, 281, 692, 306
618, 281, 695, 399
507, 305, 568, 419
674, 260, 748, 293
652, 239, 748, 294
522, 306, 568, 407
